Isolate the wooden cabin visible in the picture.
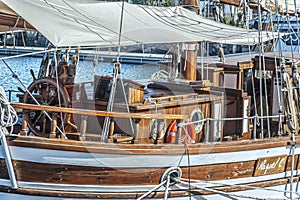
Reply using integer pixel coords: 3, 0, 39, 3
79, 77, 223, 144
196, 61, 253, 140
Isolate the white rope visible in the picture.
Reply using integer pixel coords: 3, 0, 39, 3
270, 10, 284, 135
0, 96, 18, 189
0, 48, 56, 61
101, 65, 118, 142
136, 180, 167, 200
93, 46, 100, 76
119, 74, 136, 137
176, 178, 284, 200
177, 113, 287, 128
282, 63, 297, 132
0, 87, 18, 133
148, 99, 161, 140
151, 70, 169, 81
164, 175, 170, 200
178, 177, 300, 195
54, 49, 67, 139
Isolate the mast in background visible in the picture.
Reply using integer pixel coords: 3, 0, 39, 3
180, 0, 199, 81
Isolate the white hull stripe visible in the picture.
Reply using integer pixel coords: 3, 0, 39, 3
0, 145, 297, 168
0, 170, 298, 192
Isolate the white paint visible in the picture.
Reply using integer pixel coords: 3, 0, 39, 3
242, 98, 249, 133
0, 145, 297, 168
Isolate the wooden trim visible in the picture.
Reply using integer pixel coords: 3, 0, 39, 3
6, 135, 297, 155
10, 103, 188, 120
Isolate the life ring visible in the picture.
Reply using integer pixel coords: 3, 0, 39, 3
185, 120, 197, 143
189, 108, 204, 133
165, 120, 177, 144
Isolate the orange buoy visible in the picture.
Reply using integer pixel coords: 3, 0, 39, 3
165, 120, 177, 144
186, 121, 196, 143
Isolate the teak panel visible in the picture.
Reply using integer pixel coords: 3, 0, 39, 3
7, 159, 257, 185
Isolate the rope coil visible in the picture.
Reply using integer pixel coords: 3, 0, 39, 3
0, 86, 18, 133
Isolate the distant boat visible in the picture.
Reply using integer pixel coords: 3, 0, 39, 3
0, 0, 299, 199
249, 13, 300, 45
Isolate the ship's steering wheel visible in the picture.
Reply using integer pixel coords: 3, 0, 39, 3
23, 77, 70, 137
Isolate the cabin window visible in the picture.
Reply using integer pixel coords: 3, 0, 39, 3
189, 108, 204, 133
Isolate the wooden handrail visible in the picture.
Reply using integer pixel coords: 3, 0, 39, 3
148, 93, 198, 102
11, 103, 188, 120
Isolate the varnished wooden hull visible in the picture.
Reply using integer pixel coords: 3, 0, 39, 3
0, 135, 299, 199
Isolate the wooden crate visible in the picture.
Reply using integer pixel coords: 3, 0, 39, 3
94, 76, 145, 103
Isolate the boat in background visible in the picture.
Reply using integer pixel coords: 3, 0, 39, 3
0, 0, 299, 199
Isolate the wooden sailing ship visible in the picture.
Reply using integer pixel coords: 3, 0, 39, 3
0, 0, 300, 199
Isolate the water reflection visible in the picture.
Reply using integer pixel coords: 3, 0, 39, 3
0, 56, 159, 102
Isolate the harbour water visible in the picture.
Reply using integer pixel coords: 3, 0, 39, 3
0, 56, 159, 102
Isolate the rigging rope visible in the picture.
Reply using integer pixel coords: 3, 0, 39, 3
270, 1, 284, 136
54, 49, 67, 139
0, 86, 18, 133
175, 178, 287, 200
176, 178, 255, 199
176, 177, 300, 196
163, 175, 170, 200
101, 64, 118, 142
119, 74, 136, 136
0, 86, 18, 189
136, 179, 167, 200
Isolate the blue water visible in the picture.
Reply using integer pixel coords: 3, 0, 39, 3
0, 56, 159, 102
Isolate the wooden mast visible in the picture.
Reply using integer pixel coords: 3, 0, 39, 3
180, 0, 199, 81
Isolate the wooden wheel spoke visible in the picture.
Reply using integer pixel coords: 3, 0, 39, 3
41, 115, 47, 135
34, 84, 45, 104
48, 91, 58, 105
32, 111, 44, 127
45, 83, 50, 104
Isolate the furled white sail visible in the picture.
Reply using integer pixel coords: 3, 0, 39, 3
2, 0, 275, 47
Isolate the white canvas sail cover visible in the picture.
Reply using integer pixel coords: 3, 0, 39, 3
3, 0, 275, 47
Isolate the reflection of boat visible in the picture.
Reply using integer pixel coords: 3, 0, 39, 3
0, 0, 300, 199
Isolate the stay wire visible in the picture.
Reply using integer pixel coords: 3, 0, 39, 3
117, 0, 126, 61
184, 143, 192, 200
54, 49, 67, 139
176, 142, 192, 199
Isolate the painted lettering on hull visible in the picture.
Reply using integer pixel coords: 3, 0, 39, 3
254, 155, 287, 176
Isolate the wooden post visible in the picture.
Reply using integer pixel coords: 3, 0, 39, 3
156, 121, 164, 144
19, 111, 28, 136
180, 43, 197, 81
108, 118, 115, 138
50, 113, 57, 139
176, 120, 183, 144
170, 45, 179, 81
79, 115, 88, 141
134, 118, 140, 143
180, 0, 199, 81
